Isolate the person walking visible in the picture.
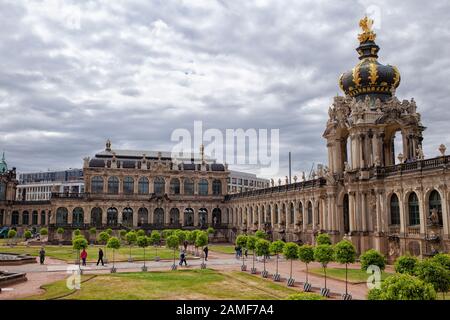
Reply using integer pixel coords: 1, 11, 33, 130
80, 248, 88, 266
244, 248, 248, 259
39, 247, 46, 265
97, 248, 104, 266
203, 246, 209, 261
179, 250, 188, 266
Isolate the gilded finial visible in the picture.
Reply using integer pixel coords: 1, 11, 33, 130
358, 16, 376, 43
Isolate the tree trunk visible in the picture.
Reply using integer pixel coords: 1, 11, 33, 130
345, 263, 348, 295
324, 266, 327, 289
252, 250, 255, 269
290, 259, 292, 279
143, 247, 146, 268
306, 263, 309, 283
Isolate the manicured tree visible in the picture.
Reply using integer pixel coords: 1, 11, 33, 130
186, 230, 196, 254
316, 232, 331, 245
149, 230, 161, 260
88, 227, 96, 244
166, 234, 180, 270
236, 235, 248, 270
314, 244, 334, 294
191, 229, 201, 256
119, 229, 127, 243
431, 253, 450, 270
270, 240, 285, 279
162, 229, 174, 239
136, 229, 145, 237
72, 235, 88, 269
57, 227, 65, 245
7, 229, 16, 246
207, 227, 215, 238
137, 235, 149, 271
360, 249, 386, 272
298, 245, 315, 285
368, 273, 436, 300
255, 230, 267, 240
106, 228, 113, 236
283, 242, 299, 285
255, 239, 270, 277
246, 235, 258, 273
334, 240, 356, 297
415, 259, 450, 299
394, 254, 419, 275
107, 237, 121, 272
39, 228, 48, 240
24, 230, 32, 241
98, 231, 110, 263
73, 229, 81, 237
126, 231, 137, 262
174, 229, 186, 249
195, 231, 209, 268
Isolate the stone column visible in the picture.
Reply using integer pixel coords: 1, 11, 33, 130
349, 192, 356, 232
441, 188, 449, 236
133, 208, 138, 227
399, 193, 406, 234
361, 192, 367, 232
419, 190, 426, 235
180, 178, 185, 195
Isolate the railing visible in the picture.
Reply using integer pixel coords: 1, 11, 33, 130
51, 192, 225, 200
406, 226, 421, 235
388, 225, 400, 234
375, 155, 450, 177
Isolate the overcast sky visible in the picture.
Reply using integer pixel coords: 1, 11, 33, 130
1, 0, 450, 179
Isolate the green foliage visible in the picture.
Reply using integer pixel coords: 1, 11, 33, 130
368, 273, 436, 300
7, 229, 16, 239
333, 240, 356, 264
254, 230, 267, 239
136, 236, 149, 248
136, 229, 145, 237
88, 227, 96, 235
72, 236, 88, 250
415, 260, 450, 294
207, 227, 215, 235
286, 293, 324, 300
298, 245, 315, 264
246, 236, 257, 251
107, 237, 121, 250
283, 242, 299, 260
316, 232, 331, 245
314, 244, 334, 266
105, 228, 113, 235
255, 239, 270, 257
149, 231, 161, 246
162, 229, 174, 239
166, 234, 180, 250
360, 249, 386, 271
119, 230, 127, 239
39, 228, 48, 236
97, 231, 110, 245
269, 240, 285, 254
431, 253, 450, 270
186, 230, 197, 243
174, 229, 186, 244
236, 235, 248, 248
73, 229, 81, 237
195, 231, 208, 248
24, 230, 32, 240
56, 227, 64, 235
394, 254, 419, 275
126, 231, 137, 245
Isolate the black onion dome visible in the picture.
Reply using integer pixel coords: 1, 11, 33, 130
339, 17, 400, 101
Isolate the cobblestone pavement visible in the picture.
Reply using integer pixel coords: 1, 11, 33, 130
0, 251, 376, 300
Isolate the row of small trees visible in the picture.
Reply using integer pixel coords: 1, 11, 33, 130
6, 228, 48, 246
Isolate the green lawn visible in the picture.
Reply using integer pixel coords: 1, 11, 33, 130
310, 267, 392, 283
0, 245, 183, 262
27, 269, 322, 300
209, 244, 236, 254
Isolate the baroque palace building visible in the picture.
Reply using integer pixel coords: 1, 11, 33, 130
0, 18, 449, 261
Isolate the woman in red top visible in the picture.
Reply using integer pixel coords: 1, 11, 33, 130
80, 249, 88, 266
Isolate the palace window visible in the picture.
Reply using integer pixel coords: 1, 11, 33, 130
72, 207, 84, 227
108, 177, 119, 194
307, 202, 313, 225
56, 208, 68, 226
91, 207, 102, 227
198, 179, 208, 196
390, 194, 400, 225
408, 193, 420, 226
91, 176, 104, 194
429, 190, 443, 226
123, 176, 134, 195
138, 177, 149, 194
170, 178, 180, 195
154, 177, 165, 195
212, 180, 222, 195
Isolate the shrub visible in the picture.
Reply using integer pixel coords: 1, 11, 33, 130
334, 240, 356, 264
119, 229, 127, 239
360, 249, 386, 271
283, 242, 299, 260
73, 229, 81, 237
314, 244, 334, 266
394, 254, 419, 275
126, 231, 137, 245
149, 230, 161, 245
107, 237, 121, 250
415, 260, 450, 297
270, 240, 285, 255
56, 227, 64, 235
7, 229, 17, 239
137, 235, 149, 248
88, 227, 96, 235
105, 228, 113, 236
254, 230, 267, 239
162, 229, 174, 239
195, 231, 208, 248
255, 239, 270, 257
316, 232, 331, 245
136, 229, 145, 237
431, 253, 450, 270
298, 245, 315, 264
72, 236, 88, 251
287, 293, 324, 300
24, 230, 32, 240
174, 229, 186, 244
236, 235, 248, 248
207, 227, 215, 235
166, 234, 180, 250
246, 236, 257, 251
97, 231, 110, 245
367, 273, 436, 300
39, 228, 48, 236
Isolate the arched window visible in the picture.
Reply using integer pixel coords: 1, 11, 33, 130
212, 208, 221, 225
390, 194, 400, 225
266, 205, 271, 225
108, 177, 119, 194
429, 190, 443, 226
154, 177, 165, 195
281, 203, 287, 224
122, 207, 133, 227
123, 177, 134, 195
12, 211, 19, 225
138, 177, 149, 194
342, 195, 349, 233
0, 182, 6, 201
154, 208, 164, 225
199, 179, 208, 195
107, 207, 118, 226
22, 211, 29, 225
290, 203, 294, 225
138, 208, 148, 226
408, 193, 420, 226
170, 178, 180, 195
212, 180, 222, 195
72, 207, 84, 227
169, 208, 180, 225
56, 208, 68, 226
91, 176, 104, 194
307, 201, 313, 225
40, 211, 46, 225
32, 210, 39, 225
199, 208, 208, 227
274, 204, 279, 224
184, 208, 194, 226
91, 207, 102, 227
184, 178, 194, 195
298, 202, 303, 225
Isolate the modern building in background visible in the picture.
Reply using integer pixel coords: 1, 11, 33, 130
227, 170, 270, 194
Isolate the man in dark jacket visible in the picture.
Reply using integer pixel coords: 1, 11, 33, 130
97, 248, 104, 266
39, 247, 45, 265
203, 246, 209, 261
